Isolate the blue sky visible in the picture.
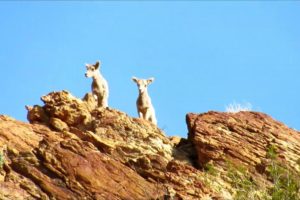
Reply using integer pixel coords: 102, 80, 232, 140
0, 2, 299, 137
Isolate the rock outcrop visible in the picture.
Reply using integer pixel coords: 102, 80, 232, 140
0, 91, 299, 200
187, 111, 300, 171
186, 111, 300, 199
0, 116, 164, 200
0, 91, 212, 200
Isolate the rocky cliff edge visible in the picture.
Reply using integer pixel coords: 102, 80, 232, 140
0, 91, 299, 200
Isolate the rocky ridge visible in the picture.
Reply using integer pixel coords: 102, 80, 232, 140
186, 111, 300, 199
0, 90, 299, 200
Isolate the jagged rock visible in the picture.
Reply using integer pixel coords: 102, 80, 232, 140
187, 111, 300, 197
26, 105, 49, 124
82, 92, 97, 111
186, 111, 300, 170
0, 182, 34, 200
0, 115, 164, 200
41, 91, 93, 128
0, 91, 213, 199
30, 91, 174, 172
49, 117, 69, 131
169, 136, 182, 147
172, 138, 198, 167
2, 91, 300, 200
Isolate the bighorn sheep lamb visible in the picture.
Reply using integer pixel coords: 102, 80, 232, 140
85, 61, 109, 108
132, 77, 157, 125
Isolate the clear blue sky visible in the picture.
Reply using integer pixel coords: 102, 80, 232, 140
0, 2, 299, 137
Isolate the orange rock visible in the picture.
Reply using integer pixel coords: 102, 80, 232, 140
186, 111, 300, 170
3, 91, 299, 199
0, 116, 164, 199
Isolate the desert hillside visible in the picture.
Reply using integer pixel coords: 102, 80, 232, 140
0, 91, 299, 200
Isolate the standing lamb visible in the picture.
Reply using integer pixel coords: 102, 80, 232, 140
132, 77, 157, 125
85, 61, 109, 108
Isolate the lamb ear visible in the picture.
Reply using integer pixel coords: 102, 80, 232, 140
95, 61, 101, 69
132, 76, 138, 83
147, 77, 154, 84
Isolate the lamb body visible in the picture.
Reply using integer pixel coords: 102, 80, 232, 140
132, 77, 157, 125
85, 61, 109, 108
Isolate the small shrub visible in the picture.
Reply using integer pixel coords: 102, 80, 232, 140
225, 102, 252, 113
266, 145, 300, 200
0, 152, 4, 169
204, 162, 217, 176
267, 163, 300, 200
226, 161, 258, 200
266, 144, 277, 160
